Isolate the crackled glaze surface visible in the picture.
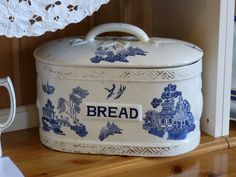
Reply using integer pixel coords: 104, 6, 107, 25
36, 62, 203, 156
40, 130, 200, 157
143, 84, 196, 140
36, 23, 203, 156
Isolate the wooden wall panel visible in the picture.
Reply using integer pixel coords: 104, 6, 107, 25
18, 32, 58, 105
93, 0, 122, 25
0, 0, 158, 108
0, 37, 14, 108
154, 0, 230, 136
12, 39, 22, 105
0, 0, 157, 108
154, 0, 215, 42
0, 0, 232, 137
93, 0, 123, 37
122, 0, 154, 36
56, 16, 94, 37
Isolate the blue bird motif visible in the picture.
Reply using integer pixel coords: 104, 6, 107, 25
104, 84, 126, 100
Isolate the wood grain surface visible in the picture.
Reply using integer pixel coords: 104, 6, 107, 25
1, 128, 234, 177
226, 121, 236, 148
0, 37, 14, 107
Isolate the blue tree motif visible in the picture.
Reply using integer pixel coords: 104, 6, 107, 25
99, 122, 123, 141
42, 99, 65, 135
57, 87, 89, 123
151, 98, 162, 108
90, 41, 147, 63
42, 82, 55, 95
71, 123, 88, 137
57, 86, 89, 137
127, 47, 147, 56
91, 56, 103, 63
167, 96, 195, 140
143, 84, 195, 140
161, 84, 182, 99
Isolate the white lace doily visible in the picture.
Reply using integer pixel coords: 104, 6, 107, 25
0, 0, 110, 38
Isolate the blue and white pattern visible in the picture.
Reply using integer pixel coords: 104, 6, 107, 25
42, 86, 89, 137
42, 99, 66, 135
90, 41, 147, 63
231, 89, 236, 102
99, 122, 123, 141
104, 84, 126, 100
42, 82, 55, 95
143, 84, 195, 140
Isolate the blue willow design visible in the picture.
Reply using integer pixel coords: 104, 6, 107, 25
42, 81, 55, 95
42, 86, 89, 137
99, 122, 123, 141
143, 84, 195, 140
42, 99, 65, 135
90, 43, 147, 63
104, 84, 126, 100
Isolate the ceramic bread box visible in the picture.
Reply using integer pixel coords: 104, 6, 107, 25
34, 23, 203, 157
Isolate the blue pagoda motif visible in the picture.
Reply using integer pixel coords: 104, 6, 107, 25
42, 82, 55, 95
42, 86, 89, 137
42, 99, 65, 135
143, 84, 195, 140
90, 40, 147, 63
99, 122, 123, 141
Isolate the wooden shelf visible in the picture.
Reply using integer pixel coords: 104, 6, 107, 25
2, 126, 236, 177
226, 121, 236, 148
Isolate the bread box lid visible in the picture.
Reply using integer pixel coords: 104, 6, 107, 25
34, 23, 203, 68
